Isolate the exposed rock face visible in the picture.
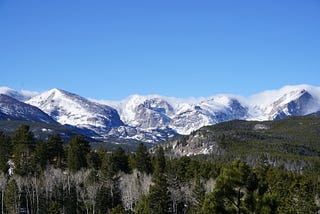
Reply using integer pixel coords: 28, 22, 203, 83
2, 84, 320, 143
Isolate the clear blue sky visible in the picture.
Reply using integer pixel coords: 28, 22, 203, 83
1, 0, 320, 100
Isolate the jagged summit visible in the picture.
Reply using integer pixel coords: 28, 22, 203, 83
27, 88, 124, 136
249, 86, 320, 121
1, 84, 319, 143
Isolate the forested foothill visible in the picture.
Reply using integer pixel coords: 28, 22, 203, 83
160, 115, 320, 172
0, 121, 319, 213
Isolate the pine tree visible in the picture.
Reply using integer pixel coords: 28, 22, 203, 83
109, 147, 130, 174
254, 156, 279, 213
11, 125, 34, 147
86, 151, 101, 170
47, 134, 64, 168
136, 143, 152, 174
202, 159, 258, 213
147, 147, 171, 214
11, 125, 36, 175
0, 132, 11, 173
192, 176, 206, 210
154, 147, 166, 174
32, 140, 48, 172
67, 135, 90, 171
201, 191, 224, 214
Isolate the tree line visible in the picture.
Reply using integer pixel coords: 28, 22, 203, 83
0, 125, 319, 213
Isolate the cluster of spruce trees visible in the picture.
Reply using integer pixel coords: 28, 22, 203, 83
0, 125, 319, 213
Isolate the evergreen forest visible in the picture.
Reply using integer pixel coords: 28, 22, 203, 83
0, 124, 319, 213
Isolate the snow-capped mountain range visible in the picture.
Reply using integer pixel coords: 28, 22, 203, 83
1, 85, 320, 143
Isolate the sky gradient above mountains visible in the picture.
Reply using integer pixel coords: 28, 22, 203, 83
1, 0, 320, 99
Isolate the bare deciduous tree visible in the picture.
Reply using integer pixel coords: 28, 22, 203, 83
0, 173, 7, 214
86, 182, 101, 214
119, 169, 152, 212
73, 169, 91, 214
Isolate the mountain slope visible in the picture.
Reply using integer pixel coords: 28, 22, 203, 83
155, 114, 320, 170
25, 89, 178, 143
103, 85, 320, 136
0, 94, 57, 123
26, 88, 124, 137
249, 85, 320, 120
1, 84, 319, 144
270, 90, 317, 120
170, 96, 249, 134
117, 95, 174, 129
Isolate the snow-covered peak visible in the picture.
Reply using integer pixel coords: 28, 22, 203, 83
97, 94, 175, 124
28, 88, 83, 105
273, 89, 308, 107
27, 88, 123, 134
2, 84, 320, 143
113, 95, 174, 129
249, 85, 320, 107
170, 95, 248, 135
120, 95, 153, 123
249, 85, 320, 120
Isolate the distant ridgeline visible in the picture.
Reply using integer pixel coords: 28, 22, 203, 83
1, 85, 320, 144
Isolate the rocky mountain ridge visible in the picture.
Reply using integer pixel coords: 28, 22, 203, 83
1, 85, 320, 143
